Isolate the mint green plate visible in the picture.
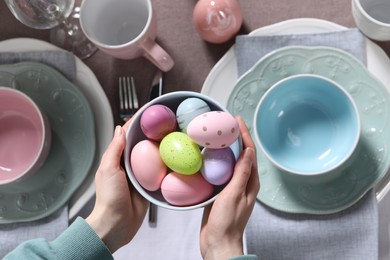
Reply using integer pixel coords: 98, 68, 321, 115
0, 62, 95, 223
227, 46, 390, 214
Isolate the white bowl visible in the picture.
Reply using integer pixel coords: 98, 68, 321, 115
352, 0, 390, 41
124, 91, 241, 210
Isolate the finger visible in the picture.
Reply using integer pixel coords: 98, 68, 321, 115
101, 126, 126, 167
201, 204, 212, 230
237, 116, 258, 169
246, 159, 260, 202
226, 147, 255, 194
122, 117, 133, 132
234, 117, 260, 203
236, 116, 255, 150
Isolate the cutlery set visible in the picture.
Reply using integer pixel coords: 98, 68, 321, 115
118, 70, 163, 225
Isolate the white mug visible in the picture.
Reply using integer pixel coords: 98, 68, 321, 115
80, 0, 174, 71
352, 0, 390, 41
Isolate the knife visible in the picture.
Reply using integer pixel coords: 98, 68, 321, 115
148, 69, 163, 225
149, 69, 163, 100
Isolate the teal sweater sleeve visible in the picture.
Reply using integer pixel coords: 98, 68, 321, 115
4, 217, 113, 260
4, 216, 257, 260
229, 255, 258, 260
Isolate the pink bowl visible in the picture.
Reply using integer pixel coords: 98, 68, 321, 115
0, 87, 51, 185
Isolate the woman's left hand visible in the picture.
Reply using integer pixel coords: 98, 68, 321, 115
87, 121, 148, 253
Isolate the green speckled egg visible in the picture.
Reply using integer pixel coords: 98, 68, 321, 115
160, 132, 202, 175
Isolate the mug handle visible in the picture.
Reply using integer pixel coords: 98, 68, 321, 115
142, 38, 175, 72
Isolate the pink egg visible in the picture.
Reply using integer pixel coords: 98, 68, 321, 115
187, 111, 239, 149
161, 172, 214, 206
130, 140, 167, 191
140, 104, 177, 141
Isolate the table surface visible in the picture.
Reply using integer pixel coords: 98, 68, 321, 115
2, 0, 390, 127
2, 0, 390, 259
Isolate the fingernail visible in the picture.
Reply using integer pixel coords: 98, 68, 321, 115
243, 147, 254, 159
114, 125, 122, 137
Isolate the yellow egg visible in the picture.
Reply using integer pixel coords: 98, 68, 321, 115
159, 132, 202, 175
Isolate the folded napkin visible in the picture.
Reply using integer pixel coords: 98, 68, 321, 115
0, 50, 75, 258
236, 29, 378, 259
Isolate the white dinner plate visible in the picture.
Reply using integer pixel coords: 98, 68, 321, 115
201, 18, 390, 202
0, 38, 114, 220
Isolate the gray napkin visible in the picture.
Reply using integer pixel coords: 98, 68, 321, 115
236, 29, 366, 76
0, 51, 74, 258
236, 29, 378, 260
0, 51, 76, 81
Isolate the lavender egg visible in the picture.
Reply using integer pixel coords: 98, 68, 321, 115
201, 147, 235, 185
176, 98, 211, 133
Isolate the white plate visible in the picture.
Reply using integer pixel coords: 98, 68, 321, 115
201, 18, 390, 202
0, 38, 114, 220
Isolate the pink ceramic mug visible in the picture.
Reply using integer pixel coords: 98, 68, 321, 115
80, 0, 174, 72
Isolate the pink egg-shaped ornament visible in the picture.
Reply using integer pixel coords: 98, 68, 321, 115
201, 147, 235, 185
193, 0, 243, 44
130, 140, 167, 191
161, 172, 214, 206
140, 104, 177, 141
187, 111, 239, 149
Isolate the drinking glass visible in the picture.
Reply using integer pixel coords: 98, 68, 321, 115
5, 0, 97, 59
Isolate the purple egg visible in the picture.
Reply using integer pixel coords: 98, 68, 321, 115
140, 105, 177, 141
201, 147, 235, 185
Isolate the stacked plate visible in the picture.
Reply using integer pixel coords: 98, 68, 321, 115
0, 39, 113, 223
201, 18, 390, 215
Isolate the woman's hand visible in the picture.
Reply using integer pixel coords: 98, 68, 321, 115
86, 121, 148, 253
200, 116, 260, 260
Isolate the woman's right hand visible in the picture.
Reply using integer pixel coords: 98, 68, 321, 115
200, 116, 260, 260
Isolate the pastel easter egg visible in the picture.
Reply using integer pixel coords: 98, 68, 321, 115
140, 104, 177, 141
176, 98, 211, 133
130, 140, 167, 191
161, 172, 214, 206
187, 111, 239, 149
159, 132, 202, 175
201, 147, 235, 185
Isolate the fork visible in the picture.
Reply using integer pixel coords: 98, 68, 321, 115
119, 76, 139, 122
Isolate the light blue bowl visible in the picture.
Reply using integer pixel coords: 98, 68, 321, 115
254, 74, 361, 176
